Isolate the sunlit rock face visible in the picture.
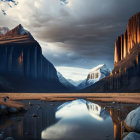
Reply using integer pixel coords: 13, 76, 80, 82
78, 64, 110, 89
0, 24, 57, 80
41, 99, 113, 140
114, 12, 140, 63
82, 12, 140, 92
87, 64, 110, 80
111, 12, 140, 91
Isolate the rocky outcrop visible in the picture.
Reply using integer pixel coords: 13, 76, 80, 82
0, 24, 67, 92
123, 132, 140, 140
82, 12, 140, 93
123, 107, 140, 140
0, 24, 57, 80
124, 106, 140, 132
110, 12, 140, 92
78, 64, 110, 90
114, 12, 140, 64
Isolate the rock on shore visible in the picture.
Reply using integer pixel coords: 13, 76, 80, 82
123, 132, 140, 140
124, 106, 140, 132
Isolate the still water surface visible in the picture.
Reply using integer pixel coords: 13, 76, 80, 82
0, 99, 138, 140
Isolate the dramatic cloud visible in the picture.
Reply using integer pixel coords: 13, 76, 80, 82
0, 0, 140, 80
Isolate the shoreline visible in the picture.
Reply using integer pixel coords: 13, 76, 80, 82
0, 93, 140, 104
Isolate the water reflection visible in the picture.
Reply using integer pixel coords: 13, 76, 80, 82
86, 101, 110, 121
0, 100, 138, 140
41, 99, 114, 140
98, 102, 139, 140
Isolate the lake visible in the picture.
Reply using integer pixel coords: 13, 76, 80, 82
0, 99, 138, 140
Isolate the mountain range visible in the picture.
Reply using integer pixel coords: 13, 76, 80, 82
1, 10, 138, 93
57, 64, 110, 90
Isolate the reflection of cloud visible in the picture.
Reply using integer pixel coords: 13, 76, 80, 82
56, 99, 88, 118
41, 122, 79, 140
41, 99, 114, 140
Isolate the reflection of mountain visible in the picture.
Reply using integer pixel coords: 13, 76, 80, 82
86, 101, 110, 121
98, 102, 138, 140
57, 72, 77, 90
0, 24, 67, 92
42, 99, 114, 140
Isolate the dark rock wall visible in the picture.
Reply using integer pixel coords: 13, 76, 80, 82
0, 41, 58, 81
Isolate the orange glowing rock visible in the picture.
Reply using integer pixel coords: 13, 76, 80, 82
114, 12, 140, 64
18, 52, 23, 65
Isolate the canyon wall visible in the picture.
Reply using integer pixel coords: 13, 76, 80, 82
114, 12, 140, 64
0, 26, 58, 81
82, 12, 140, 92
0, 25, 67, 92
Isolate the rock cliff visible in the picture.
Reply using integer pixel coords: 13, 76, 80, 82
82, 12, 140, 93
0, 24, 67, 92
114, 12, 140, 64
78, 64, 110, 89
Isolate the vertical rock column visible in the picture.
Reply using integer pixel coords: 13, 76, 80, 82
127, 20, 132, 53
114, 37, 121, 63
23, 47, 30, 77
121, 35, 124, 60
123, 31, 127, 58
136, 14, 140, 44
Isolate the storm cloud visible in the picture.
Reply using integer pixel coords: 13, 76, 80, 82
0, 0, 140, 70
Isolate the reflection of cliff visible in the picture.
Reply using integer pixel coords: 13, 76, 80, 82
86, 101, 110, 121
0, 24, 67, 92
108, 109, 124, 140
82, 12, 140, 92
1, 102, 57, 140
99, 103, 137, 140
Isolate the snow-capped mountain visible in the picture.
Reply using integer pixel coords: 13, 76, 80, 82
2, 24, 34, 39
67, 79, 83, 86
0, 27, 9, 35
57, 72, 76, 90
78, 64, 111, 89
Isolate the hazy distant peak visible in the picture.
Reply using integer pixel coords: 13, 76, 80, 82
0, 27, 9, 35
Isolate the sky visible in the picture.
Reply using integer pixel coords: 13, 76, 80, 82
0, 0, 140, 81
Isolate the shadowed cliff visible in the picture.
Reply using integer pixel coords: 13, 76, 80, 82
0, 24, 67, 92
